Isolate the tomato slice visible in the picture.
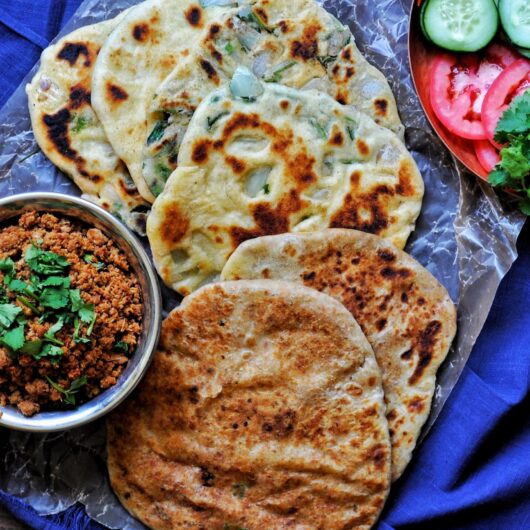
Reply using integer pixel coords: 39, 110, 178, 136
474, 140, 500, 173
481, 59, 530, 148
430, 44, 519, 140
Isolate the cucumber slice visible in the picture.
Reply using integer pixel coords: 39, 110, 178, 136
517, 47, 530, 59
422, 0, 499, 52
420, 0, 432, 43
499, 0, 530, 49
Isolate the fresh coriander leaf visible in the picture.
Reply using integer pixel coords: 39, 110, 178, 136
262, 183, 270, 194
225, 41, 235, 54
19, 340, 43, 356
78, 303, 95, 324
46, 376, 66, 393
494, 90, 530, 143
40, 286, 70, 309
44, 316, 65, 345
488, 167, 510, 187
69, 289, 83, 311
34, 343, 63, 361
25, 245, 70, 275
69, 375, 88, 392
73, 317, 91, 344
6, 279, 29, 292
40, 276, 71, 288
83, 254, 106, 270
499, 141, 530, 178
0, 324, 25, 351
519, 197, 530, 216
0, 304, 22, 328
0, 258, 15, 277
46, 375, 87, 405
114, 341, 129, 353
86, 311, 97, 336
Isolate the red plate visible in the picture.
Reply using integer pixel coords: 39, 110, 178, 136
408, 3, 497, 181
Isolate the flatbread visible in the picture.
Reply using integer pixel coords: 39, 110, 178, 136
222, 230, 457, 480
108, 280, 391, 530
26, 13, 150, 235
91, 0, 241, 202
142, 0, 404, 197
146, 79, 423, 295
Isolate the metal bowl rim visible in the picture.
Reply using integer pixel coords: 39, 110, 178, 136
0, 192, 162, 432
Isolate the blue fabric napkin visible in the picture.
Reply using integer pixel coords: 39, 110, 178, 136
0, 1, 529, 528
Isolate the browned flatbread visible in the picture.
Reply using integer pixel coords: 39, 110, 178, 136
26, 14, 150, 234
108, 280, 391, 529
222, 230, 457, 480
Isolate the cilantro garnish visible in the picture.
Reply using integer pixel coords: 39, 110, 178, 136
0, 244, 98, 360
34, 344, 64, 363
0, 257, 15, 277
46, 375, 88, 405
25, 245, 70, 275
19, 340, 43, 356
44, 316, 65, 346
84, 254, 106, 271
0, 304, 22, 328
0, 324, 25, 351
40, 285, 70, 310
114, 341, 129, 353
70, 289, 96, 335
488, 90, 530, 214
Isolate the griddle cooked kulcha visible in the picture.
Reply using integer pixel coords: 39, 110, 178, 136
142, 0, 404, 197
26, 13, 150, 235
222, 230, 457, 480
147, 77, 423, 295
107, 281, 391, 530
91, 0, 241, 203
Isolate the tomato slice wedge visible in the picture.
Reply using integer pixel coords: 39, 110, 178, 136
474, 140, 500, 173
430, 44, 519, 140
481, 59, 530, 148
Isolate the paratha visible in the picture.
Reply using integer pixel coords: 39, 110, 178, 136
142, 0, 404, 198
108, 280, 391, 530
146, 76, 423, 295
222, 230, 457, 480
91, 0, 241, 203
26, 13, 150, 235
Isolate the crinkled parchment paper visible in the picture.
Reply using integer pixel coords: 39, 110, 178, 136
0, 0, 525, 527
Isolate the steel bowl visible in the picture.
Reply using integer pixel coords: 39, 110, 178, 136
408, 1, 489, 180
0, 193, 162, 432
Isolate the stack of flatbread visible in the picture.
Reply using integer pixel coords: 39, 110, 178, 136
28, 0, 457, 528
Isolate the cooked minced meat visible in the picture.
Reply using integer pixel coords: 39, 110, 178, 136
0, 211, 142, 416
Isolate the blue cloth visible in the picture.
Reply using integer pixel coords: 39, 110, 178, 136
0, 1, 529, 528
